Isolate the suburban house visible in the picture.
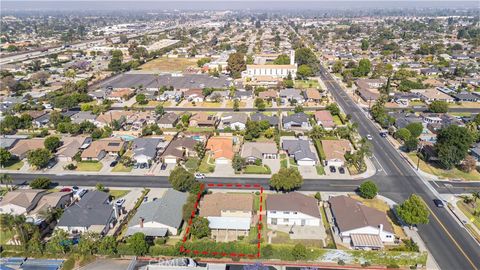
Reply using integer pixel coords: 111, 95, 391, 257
0, 135, 28, 150
453, 91, 480, 102
279, 89, 304, 104
189, 112, 218, 127
221, 113, 248, 130
321, 139, 352, 167
184, 88, 205, 102
132, 137, 163, 166
0, 189, 47, 215
106, 88, 135, 102
157, 112, 179, 128
199, 193, 254, 241
206, 90, 230, 102
356, 88, 380, 102
304, 88, 322, 103
57, 191, 116, 235
282, 112, 312, 131
329, 195, 395, 250
314, 110, 335, 130
470, 143, 480, 163
250, 112, 279, 126
9, 138, 45, 160
282, 138, 318, 166
94, 111, 135, 128
240, 142, 278, 164
159, 90, 182, 102
160, 137, 198, 164
266, 192, 321, 226
355, 78, 385, 90
206, 136, 234, 165
57, 136, 92, 162
27, 192, 73, 224
71, 111, 97, 124
412, 88, 455, 103
80, 138, 126, 161
234, 90, 254, 100
258, 90, 278, 101
126, 189, 188, 237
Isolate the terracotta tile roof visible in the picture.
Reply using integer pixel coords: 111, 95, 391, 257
206, 136, 234, 160
199, 193, 253, 217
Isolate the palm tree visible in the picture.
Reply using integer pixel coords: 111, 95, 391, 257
0, 174, 13, 191
471, 192, 480, 208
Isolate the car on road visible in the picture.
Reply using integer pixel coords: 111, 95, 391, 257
379, 131, 388, 138
194, 173, 206, 179
433, 199, 445, 208
339, 167, 345, 174
366, 134, 373, 140
115, 198, 126, 207
110, 160, 118, 167
329, 166, 336, 173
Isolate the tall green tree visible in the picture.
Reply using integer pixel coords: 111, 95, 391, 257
396, 194, 430, 226
190, 216, 211, 239
0, 148, 12, 165
127, 232, 149, 256
358, 181, 378, 199
428, 101, 449, 113
270, 167, 303, 191
227, 52, 246, 79
435, 125, 474, 169
44, 136, 61, 152
27, 149, 52, 169
168, 167, 196, 192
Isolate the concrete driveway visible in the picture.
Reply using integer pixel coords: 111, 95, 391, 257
263, 159, 280, 174
298, 165, 318, 178
210, 163, 235, 177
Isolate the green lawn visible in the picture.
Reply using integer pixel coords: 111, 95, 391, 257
3, 160, 24, 170
244, 165, 271, 174
294, 79, 319, 89
289, 157, 297, 166
407, 152, 480, 181
457, 201, 480, 232
314, 139, 326, 161
111, 163, 133, 172
0, 229, 14, 245
185, 157, 199, 173
109, 190, 130, 199
76, 161, 103, 172
332, 115, 343, 125
186, 127, 215, 133
198, 155, 215, 173
316, 165, 325, 175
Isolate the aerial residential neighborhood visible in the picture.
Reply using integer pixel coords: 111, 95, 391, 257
0, 1, 479, 270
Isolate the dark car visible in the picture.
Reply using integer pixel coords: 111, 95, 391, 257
433, 199, 445, 208
60, 188, 72, 192
329, 166, 336, 173
110, 160, 118, 167
160, 163, 167, 170
339, 167, 345, 174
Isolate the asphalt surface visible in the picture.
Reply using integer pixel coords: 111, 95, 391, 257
318, 65, 480, 270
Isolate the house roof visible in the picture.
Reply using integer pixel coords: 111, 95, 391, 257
95, 110, 134, 125
329, 195, 394, 234
241, 142, 278, 159
199, 193, 253, 217
234, 90, 253, 99
321, 139, 352, 162
282, 139, 317, 161
206, 137, 234, 160
29, 191, 72, 215
258, 90, 278, 99
304, 88, 322, 100
190, 112, 217, 126
9, 138, 45, 157
57, 136, 89, 158
250, 113, 278, 126
81, 138, 125, 158
57, 191, 113, 228
109, 88, 134, 98
0, 189, 46, 209
71, 111, 96, 123
128, 189, 188, 230
267, 192, 321, 218
283, 112, 309, 125
279, 88, 303, 99
413, 88, 454, 101
221, 113, 248, 125
133, 137, 162, 159
161, 137, 198, 160
206, 216, 251, 230
157, 112, 179, 125
314, 111, 335, 127
184, 88, 204, 98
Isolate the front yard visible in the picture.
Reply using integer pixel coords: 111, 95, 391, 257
111, 163, 133, 172
244, 165, 271, 174
407, 152, 480, 181
198, 155, 215, 173
75, 161, 103, 172
185, 157, 199, 173
2, 160, 24, 170
108, 189, 130, 199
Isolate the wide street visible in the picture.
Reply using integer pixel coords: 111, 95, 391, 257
318, 65, 480, 270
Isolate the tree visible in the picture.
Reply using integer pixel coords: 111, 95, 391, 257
29, 177, 51, 189
295, 47, 319, 72
190, 216, 211, 239
436, 125, 474, 169
293, 105, 304, 113
77, 232, 99, 255
135, 93, 147, 105
27, 149, 52, 169
227, 52, 246, 79
428, 101, 448, 113
232, 153, 246, 172
0, 147, 12, 165
291, 243, 307, 260
46, 230, 71, 254
31, 71, 50, 86
404, 138, 419, 152
44, 136, 61, 152
0, 174, 13, 191
361, 39, 369, 51
326, 103, 340, 116
461, 155, 477, 173
358, 181, 378, 199
270, 167, 303, 191
405, 122, 423, 138
127, 232, 149, 256
332, 60, 343, 73
354, 59, 371, 77
168, 166, 196, 192
155, 105, 165, 116
194, 142, 206, 159
296, 64, 313, 79
96, 183, 106, 191
233, 99, 240, 111
395, 128, 411, 142
98, 235, 117, 255
273, 54, 290, 65
396, 194, 430, 226
254, 98, 266, 111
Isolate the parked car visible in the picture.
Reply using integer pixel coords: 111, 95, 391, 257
194, 173, 206, 179
60, 188, 72, 192
73, 188, 87, 199
110, 160, 118, 167
366, 134, 373, 140
143, 196, 148, 202
72, 186, 79, 191
160, 163, 167, 170
433, 199, 445, 208
115, 198, 126, 207
339, 167, 345, 174
46, 159, 57, 169
329, 166, 336, 173
379, 131, 388, 138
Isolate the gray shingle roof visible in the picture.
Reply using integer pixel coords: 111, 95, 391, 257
132, 138, 162, 159
282, 139, 317, 161
251, 113, 279, 126
282, 112, 309, 125
128, 189, 188, 230
57, 191, 113, 228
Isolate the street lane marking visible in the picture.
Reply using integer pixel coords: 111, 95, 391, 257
425, 203, 479, 270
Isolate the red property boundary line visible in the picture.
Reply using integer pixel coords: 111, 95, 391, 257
179, 183, 264, 259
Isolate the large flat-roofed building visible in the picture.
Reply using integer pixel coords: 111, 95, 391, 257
243, 50, 297, 79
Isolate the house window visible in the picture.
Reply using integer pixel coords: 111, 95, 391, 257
283, 211, 289, 214
271, 211, 276, 214
283, 218, 289, 222
294, 212, 298, 214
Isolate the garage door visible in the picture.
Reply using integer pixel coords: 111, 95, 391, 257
298, 160, 316, 166
164, 158, 177, 164
215, 158, 230, 165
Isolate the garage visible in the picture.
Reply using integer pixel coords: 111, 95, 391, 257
164, 157, 178, 164
215, 158, 230, 165
297, 158, 316, 166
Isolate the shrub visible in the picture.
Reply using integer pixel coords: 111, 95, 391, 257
358, 180, 378, 199
338, 260, 346, 265
387, 263, 400, 268
29, 177, 51, 189
154, 237, 167, 245
62, 257, 75, 270
291, 243, 307, 260
361, 261, 371, 268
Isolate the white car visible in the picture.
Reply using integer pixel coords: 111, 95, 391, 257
194, 173, 206, 179
366, 134, 373, 140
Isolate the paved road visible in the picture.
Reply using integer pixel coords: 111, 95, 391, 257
318, 65, 480, 270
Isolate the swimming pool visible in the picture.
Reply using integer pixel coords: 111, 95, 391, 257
115, 134, 136, 141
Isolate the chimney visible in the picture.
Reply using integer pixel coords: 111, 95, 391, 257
139, 217, 144, 228
379, 224, 383, 235
290, 50, 295, 65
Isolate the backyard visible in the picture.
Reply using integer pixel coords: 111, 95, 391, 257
139, 57, 197, 72
407, 152, 480, 181
75, 161, 103, 172
280, 154, 288, 168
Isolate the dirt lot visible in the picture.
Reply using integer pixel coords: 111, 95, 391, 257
140, 57, 197, 72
